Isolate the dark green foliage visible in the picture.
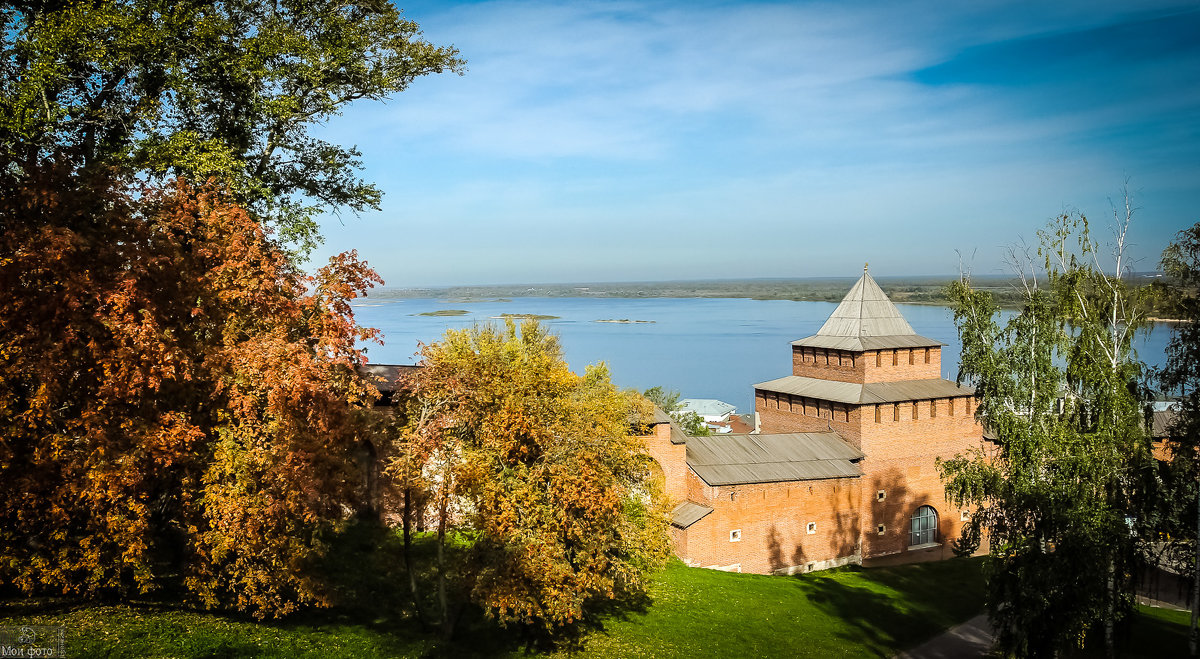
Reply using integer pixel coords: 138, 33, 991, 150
1156, 221, 1200, 653
0, 0, 463, 253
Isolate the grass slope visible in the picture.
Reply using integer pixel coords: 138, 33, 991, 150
0, 557, 1189, 658
574, 558, 986, 658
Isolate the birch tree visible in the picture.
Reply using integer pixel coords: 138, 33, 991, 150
940, 206, 1155, 657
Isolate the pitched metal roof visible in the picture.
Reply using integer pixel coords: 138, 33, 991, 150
639, 406, 690, 444
679, 399, 736, 417
358, 364, 421, 393
753, 375, 975, 404
687, 432, 863, 486
671, 501, 714, 528
649, 406, 675, 425
791, 333, 943, 351
793, 266, 942, 351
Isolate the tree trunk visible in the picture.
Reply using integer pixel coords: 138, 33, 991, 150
1106, 556, 1115, 658
402, 486, 426, 625
437, 464, 454, 640
1191, 481, 1200, 656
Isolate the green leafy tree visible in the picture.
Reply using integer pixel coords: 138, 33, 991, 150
940, 207, 1155, 657
642, 386, 681, 414
0, 1, 463, 252
1157, 221, 1200, 654
641, 386, 710, 436
395, 320, 671, 636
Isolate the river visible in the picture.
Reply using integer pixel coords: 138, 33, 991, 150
350, 296, 1172, 415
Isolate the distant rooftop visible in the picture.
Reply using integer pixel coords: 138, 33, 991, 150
792, 265, 942, 351
679, 399, 736, 417
358, 364, 420, 393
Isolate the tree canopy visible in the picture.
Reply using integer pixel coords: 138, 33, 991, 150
0, 0, 463, 252
394, 320, 671, 633
1156, 221, 1200, 654
0, 170, 381, 617
940, 209, 1156, 657
642, 386, 710, 436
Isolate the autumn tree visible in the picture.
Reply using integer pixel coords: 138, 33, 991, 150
940, 207, 1155, 657
0, 1, 463, 252
0, 169, 381, 617
1157, 221, 1200, 654
394, 320, 671, 636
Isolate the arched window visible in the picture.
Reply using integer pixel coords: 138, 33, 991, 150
910, 505, 938, 546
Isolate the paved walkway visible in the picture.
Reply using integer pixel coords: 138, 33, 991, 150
894, 569, 1191, 659
894, 614, 994, 659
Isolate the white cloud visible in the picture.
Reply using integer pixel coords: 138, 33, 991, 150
311, 0, 1200, 286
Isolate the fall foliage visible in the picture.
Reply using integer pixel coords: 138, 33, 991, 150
0, 167, 381, 617
392, 320, 670, 632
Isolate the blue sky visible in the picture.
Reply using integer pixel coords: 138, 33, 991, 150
310, 0, 1200, 287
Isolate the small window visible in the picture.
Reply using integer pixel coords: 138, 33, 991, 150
949, 398, 955, 416
892, 350, 898, 366
806, 522, 817, 535
924, 348, 930, 364
893, 404, 900, 422
876, 490, 886, 502
876, 351, 882, 367
908, 349, 914, 365
730, 529, 742, 542
730, 491, 737, 502
912, 402, 918, 420
877, 524, 886, 535
875, 406, 881, 423
910, 505, 938, 546
930, 399, 937, 419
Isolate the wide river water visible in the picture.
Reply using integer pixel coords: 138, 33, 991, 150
351, 296, 1172, 415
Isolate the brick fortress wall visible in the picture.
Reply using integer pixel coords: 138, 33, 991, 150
678, 472, 862, 574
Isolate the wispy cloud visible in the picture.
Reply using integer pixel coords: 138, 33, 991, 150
313, 0, 1200, 286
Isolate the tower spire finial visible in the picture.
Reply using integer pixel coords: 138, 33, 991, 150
864, 262, 869, 274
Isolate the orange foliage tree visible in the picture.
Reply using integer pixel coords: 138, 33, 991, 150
0, 167, 381, 617
395, 320, 670, 634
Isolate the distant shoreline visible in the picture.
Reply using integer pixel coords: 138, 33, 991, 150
368, 274, 1176, 317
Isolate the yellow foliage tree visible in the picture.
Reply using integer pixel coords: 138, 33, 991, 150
394, 319, 670, 635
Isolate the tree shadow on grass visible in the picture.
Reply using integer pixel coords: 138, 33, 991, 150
312, 518, 657, 657
1, 519, 658, 658
790, 558, 988, 657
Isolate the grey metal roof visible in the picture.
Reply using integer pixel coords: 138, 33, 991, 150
671, 501, 714, 528
687, 432, 864, 486
792, 267, 942, 351
679, 398, 737, 417
792, 333, 943, 351
753, 375, 975, 404
358, 364, 420, 393
650, 406, 674, 425
1152, 409, 1178, 438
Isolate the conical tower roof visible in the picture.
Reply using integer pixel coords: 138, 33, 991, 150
792, 265, 942, 351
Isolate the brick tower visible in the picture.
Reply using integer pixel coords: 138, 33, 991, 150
753, 265, 984, 562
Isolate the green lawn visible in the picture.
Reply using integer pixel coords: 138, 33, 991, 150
0, 557, 1189, 658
